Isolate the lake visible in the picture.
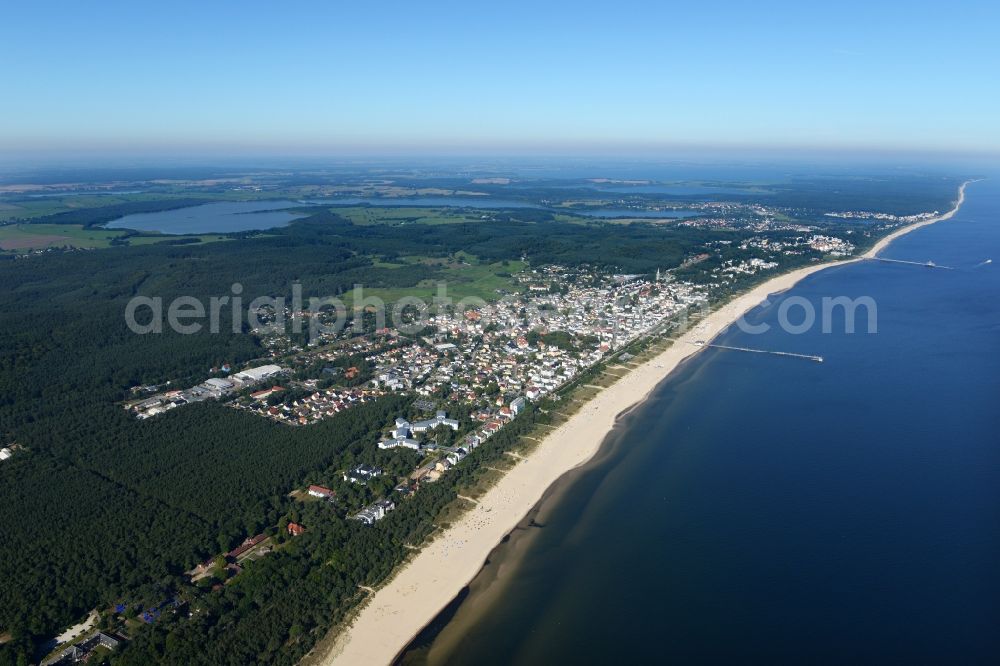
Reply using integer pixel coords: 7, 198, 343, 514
311, 196, 535, 209
104, 200, 309, 234
570, 207, 699, 218
320, 197, 699, 218
105, 196, 702, 233
595, 184, 772, 196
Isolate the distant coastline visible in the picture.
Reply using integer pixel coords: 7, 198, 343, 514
313, 181, 972, 666
862, 180, 970, 259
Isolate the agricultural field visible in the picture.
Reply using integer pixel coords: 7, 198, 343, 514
0, 223, 126, 250
324, 206, 489, 226
0, 190, 272, 223
0, 223, 230, 252
0, 193, 179, 222
349, 251, 526, 305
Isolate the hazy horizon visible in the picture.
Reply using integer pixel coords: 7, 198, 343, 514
0, 146, 995, 178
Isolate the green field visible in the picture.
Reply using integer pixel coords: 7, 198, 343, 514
323, 205, 489, 226
0, 190, 258, 223
0, 199, 68, 221
0, 223, 230, 252
350, 251, 526, 305
0, 194, 174, 222
0, 223, 126, 250
124, 233, 232, 246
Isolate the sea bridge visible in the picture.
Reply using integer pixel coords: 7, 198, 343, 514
691, 341, 824, 363
874, 257, 953, 270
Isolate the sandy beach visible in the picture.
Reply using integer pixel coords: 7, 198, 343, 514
316, 181, 969, 666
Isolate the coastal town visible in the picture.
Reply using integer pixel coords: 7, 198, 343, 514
126, 264, 708, 425
121, 265, 709, 526
41, 263, 706, 663
13, 176, 970, 665
121, 230, 902, 552
0, 0, 986, 660
28, 189, 898, 665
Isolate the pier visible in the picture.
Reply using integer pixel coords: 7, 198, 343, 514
691, 341, 823, 363
874, 257, 953, 270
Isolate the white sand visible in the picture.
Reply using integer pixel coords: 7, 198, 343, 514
317, 182, 969, 665
55, 609, 97, 644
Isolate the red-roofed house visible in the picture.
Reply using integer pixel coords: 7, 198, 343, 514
227, 534, 266, 560
251, 386, 284, 401
307, 485, 334, 499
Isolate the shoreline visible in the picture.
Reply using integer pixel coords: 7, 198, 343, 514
315, 181, 970, 666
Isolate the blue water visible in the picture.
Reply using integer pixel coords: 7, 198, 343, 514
405, 179, 1000, 664
311, 196, 535, 209
571, 207, 699, 218
314, 196, 701, 219
27, 190, 147, 197
105, 200, 309, 234
104, 196, 699, 232
595, 184, 772, 196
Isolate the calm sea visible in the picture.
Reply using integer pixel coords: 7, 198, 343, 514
401, 178, 1000, 664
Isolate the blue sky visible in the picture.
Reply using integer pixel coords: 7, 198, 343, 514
2, 0, 998, 157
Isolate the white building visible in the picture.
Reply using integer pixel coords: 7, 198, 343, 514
0, 448, 12, 462
202, 377, 234, 394
233, 364, 282, 384
410, 410, 460, 433
344, 464, 383, 484
392, 418, 412, 438
378, 437, 422, 451
352, 498, 396, 525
